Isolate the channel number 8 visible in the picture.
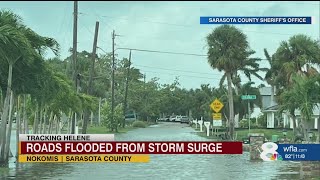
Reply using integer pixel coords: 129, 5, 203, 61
260, 142, 278, 161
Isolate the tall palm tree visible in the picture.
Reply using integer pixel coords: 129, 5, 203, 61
206, 25, 257, 140
0, 11, 33, 164
0, 10, 59, 165
263, 49, 281, 106
219, 53, 266, 127
274, 34, 320, 138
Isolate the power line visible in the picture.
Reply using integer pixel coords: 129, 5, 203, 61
118, 34, 205, 43
117, 47, 207, 57
134, 64, 222, 76
116, 47, 269, 61
141, 70, 257, 85
141, 70, 222, 80
78, 12, 317, 36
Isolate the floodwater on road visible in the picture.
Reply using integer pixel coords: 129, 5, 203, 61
0, 122, 318, 180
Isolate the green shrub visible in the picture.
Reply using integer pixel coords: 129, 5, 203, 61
239, 119, 257, 128
132, 121, 147, 128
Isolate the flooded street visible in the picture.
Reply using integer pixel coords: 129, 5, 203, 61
0, 122, 318, 180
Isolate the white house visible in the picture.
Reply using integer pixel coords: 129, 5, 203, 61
259, 86, 319, 130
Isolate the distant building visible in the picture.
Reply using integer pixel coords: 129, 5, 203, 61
259, 87, 319, 130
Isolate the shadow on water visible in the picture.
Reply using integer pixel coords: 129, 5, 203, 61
0, 162, 73, 180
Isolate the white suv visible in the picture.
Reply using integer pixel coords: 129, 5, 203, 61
169, 116, 176, 122
175, 115, 182, 122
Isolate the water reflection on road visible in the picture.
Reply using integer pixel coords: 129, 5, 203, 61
0, 122, 316, 180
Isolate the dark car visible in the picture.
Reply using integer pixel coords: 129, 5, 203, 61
180, 116, 190, 124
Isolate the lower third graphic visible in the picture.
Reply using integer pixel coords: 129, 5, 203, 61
260, 142, 283, 161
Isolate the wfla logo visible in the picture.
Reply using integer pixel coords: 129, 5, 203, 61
260, 142, 283, 161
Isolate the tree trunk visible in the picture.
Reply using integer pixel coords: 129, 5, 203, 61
48, 118, 52, 134
4, 91, 14, 161
98, 98, 101, 126
82, 110, 90, 134
91, 111, 93, 127
317, 115, 320, 143
289, 110, 297, 135
38, 105, 44, 134
226, 72, 235, 140
0, 93, 10, 163
16, 96, 21, 160
47, 111, 53, 134
55, 116, 58, 134
0, 63, 13, 164
68, 110, 72, 134
33, 105, 39, 134
42, 108, 47, 134
234, 85, 240, 128
300, 119, 308, 141
22, 94, 28, 134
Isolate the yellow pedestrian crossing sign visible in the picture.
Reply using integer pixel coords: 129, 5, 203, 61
210, 99, 224, 113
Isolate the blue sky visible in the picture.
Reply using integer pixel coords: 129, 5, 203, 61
1, 1, 319, 89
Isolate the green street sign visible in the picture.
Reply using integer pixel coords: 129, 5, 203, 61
241, 95, 256, 100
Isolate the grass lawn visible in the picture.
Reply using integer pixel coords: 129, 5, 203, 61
193, 124, 318, 142
87, 126, 138, 134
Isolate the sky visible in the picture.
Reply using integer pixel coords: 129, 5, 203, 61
1, 1, 319, 90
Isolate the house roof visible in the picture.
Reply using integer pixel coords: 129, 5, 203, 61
262, 104, 320, 116
294, 105, 320, 116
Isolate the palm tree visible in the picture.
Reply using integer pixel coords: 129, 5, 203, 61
279, 75, 319, 141
0, 10, 59, 165
274, 34, 320, 139
219, 53, 265, 127
263, 49, 281, 106
206, 25, 257, 140
0, 11, 34, 164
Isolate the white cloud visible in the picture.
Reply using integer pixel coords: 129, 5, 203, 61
1, 1, 318, 89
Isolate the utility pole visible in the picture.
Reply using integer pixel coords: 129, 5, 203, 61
111, 30, 116, 132
248, 99, 251, 134
82, 21, 99, 134
88, 21, 99, 95
71, 1, 78, 134
123, 50, 131, 128
143, 73, 147, 121
247, 91, 251, 135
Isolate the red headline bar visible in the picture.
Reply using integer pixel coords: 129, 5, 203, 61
20, 141, 242, 154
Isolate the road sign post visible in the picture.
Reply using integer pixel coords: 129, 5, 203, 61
204, 122, 210, 136
212, 113, 222, 120
210, 99, 224, 127
210, 99, 224, 113
193, 119, 198, 129
248, 100, 250, 134
198, 117, 203, 132
241, 95, 256, 100
241, 95, 256, 134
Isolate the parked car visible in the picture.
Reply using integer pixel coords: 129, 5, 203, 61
180, 116, 190, 124
125, 113, 137, 121
158, 116, 169, 121
169, 116, 176, 122
175, 115, 182, 122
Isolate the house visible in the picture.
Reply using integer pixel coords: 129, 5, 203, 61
259, 87, 319, 130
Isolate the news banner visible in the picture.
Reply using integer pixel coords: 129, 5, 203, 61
18, 134, 320, 163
